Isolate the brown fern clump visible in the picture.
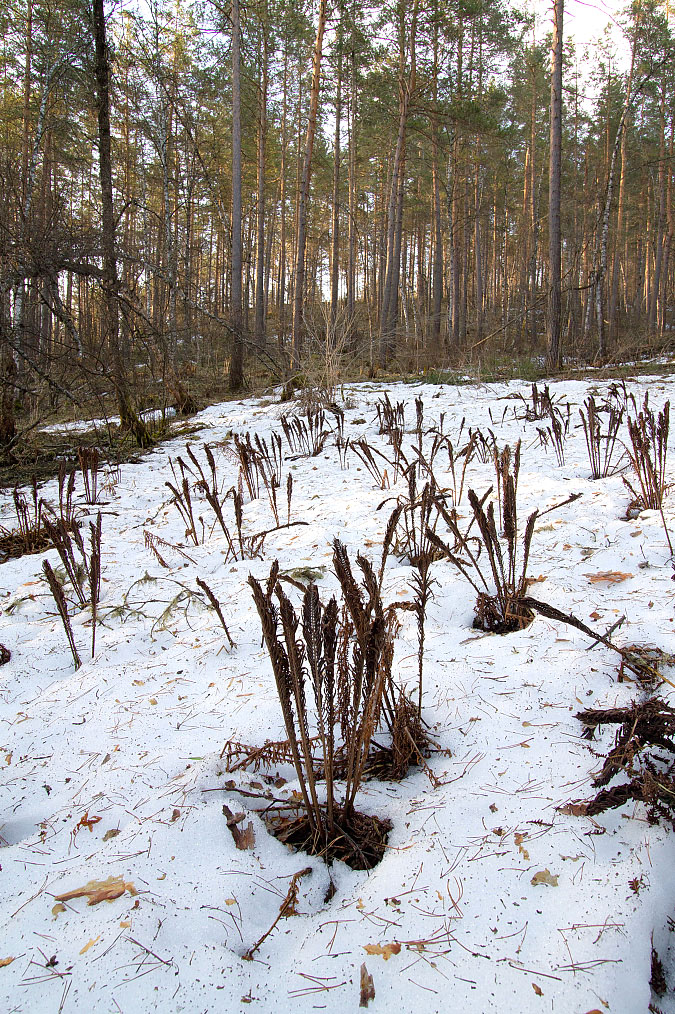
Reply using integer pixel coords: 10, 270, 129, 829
579, 394, 625, 479
427, 443, 536, 633
623, 395, 669, 511
428, 443, 579, 634
248, 545, 404, 869
77, 446, 100, 504
42, 512, 103, 658
0, 482, 51, 560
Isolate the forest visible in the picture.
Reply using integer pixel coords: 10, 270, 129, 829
0, 0, 674, 455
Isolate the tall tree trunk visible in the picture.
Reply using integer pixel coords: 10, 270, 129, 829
255, 22, 268, 350
546, 0, 563, 369
596, 13, 640, 358
229, 0, 244, 389
528, 61, 538, 348
92, 0, 150, 444
379, 0, 417, 365
650, 76, 666, 336
346, 24, 357, 333
278, 50, 288, 341
330, 38, 343, 326
430, 17, 443, 349
291, 0, 327, 366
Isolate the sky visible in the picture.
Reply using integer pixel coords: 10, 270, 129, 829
532, 0, 628, 49
533, 0, 632, 87
561, 0, 625, 46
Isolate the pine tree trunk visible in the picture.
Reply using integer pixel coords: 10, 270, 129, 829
255, 25, 268, 350
291, 0, 327, 367
546, 0, 563, 369
229, 0, 244, 389
92, 0, 150, 445
330, 40, 342, 326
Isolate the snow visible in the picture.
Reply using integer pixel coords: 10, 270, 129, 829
40, 407, 176, 436
1, 372, 674, 1013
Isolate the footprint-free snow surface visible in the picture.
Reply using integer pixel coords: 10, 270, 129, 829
2, 373, 675, 1013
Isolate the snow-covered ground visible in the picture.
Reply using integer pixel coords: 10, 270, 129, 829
1, 372, 674, 1013
40, 406, 177, 436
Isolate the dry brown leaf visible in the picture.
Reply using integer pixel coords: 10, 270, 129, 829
585, 571, 633, 584
79, 935, 101, 955
359, 963, 375, 1007
55, 876, 137, 906
73, 812, 101, 834
52, 903, 66, 918
363, 942, 401, 961
103, 828, 121, 842
0, 957, 15, 968
532, 983, 543, 996
558, 802, 588, 816
222, 805, 255, 850
225, 898, 237, 906
236, 823, 255, 850
119, 921, 131, 929
531, 869, 558, 887
589, 611, 601, 621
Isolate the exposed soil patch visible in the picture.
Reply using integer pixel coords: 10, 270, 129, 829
268, 806, 392, 871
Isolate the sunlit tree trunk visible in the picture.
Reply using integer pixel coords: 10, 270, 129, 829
330, 36, 342, 326
255, 19, 268, 350
291, 0, 327, 366
229, 0, 244, 388
546, 0, 563, 369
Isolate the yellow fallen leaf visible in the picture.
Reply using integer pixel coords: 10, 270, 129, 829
363, 942, 401, 961
531, 869, 558, 887
132, 680, 145, 686
119, 921, 131, 928
55, 876, 137, 906
225, 899, 237, 906
149, 698, 158, 705
0, 957, 15, 968
515, 832, 530, 861
52, 903, 66, 918
79, 935, 101, 955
